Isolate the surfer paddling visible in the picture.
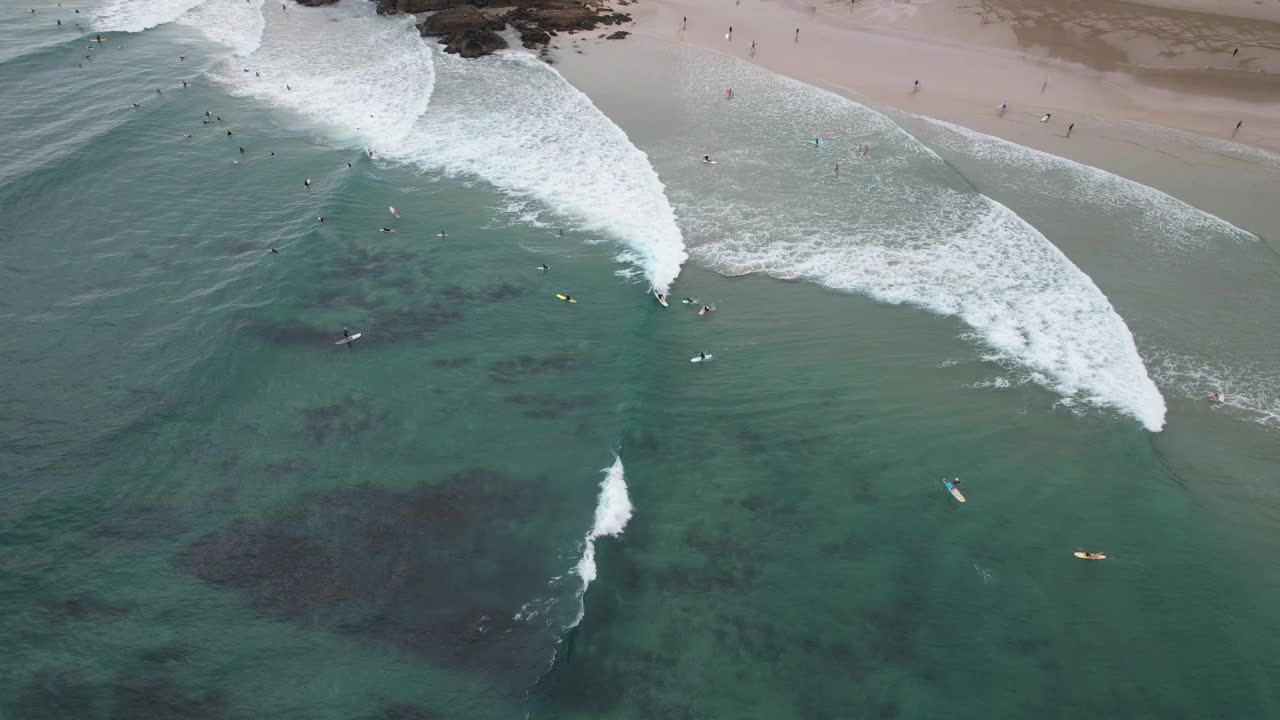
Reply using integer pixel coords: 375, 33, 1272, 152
538, 264, 552, 271
378, 228, 397, 233
1208, 392, 1226, 404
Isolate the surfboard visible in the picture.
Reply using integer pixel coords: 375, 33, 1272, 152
654, 292, 669, 307
698, 306, 714, 316
388, 206, 399, 218
556, 294, 576, 304
682, 298, 698, 304
702, 159, 717, 164
690, 354, 714, 363
1074, 552, 1106, 560
943, 479, 966, 503
807, 140, 824, 146
335, 333, 362, 345
90, 38, 106, 43
535, 266, 550, 271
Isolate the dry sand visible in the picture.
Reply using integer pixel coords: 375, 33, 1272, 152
619, 0, 1280, 153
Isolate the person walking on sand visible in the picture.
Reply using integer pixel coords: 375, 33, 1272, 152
795, 28, 800, 43
1234, 120, 1243, 137
1041, 76, 1049, 94
682, 16, 686, 31
998, 101, 1007, 116
727, 26, 733, 41
1233, 48, 1239, 57
1066, 123, 1074, 137
912, 79, 919, 94
1040, 113, 1051, 123
750, 40, 756, 56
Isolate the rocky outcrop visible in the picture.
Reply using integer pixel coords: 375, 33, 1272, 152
606, 30, 629, 40
383, 0, 633, 57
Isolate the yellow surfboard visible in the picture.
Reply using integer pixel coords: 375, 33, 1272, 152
556, 294, 576, 304
1073, 552, 1106, 560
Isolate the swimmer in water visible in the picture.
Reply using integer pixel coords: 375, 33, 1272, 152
318, 216, 325, 223
182, 81, 188, 88
437, 231, 448, 238
269, 248, 279, 255
155, 88, 162, 95
304, 178, 311, 187
683, 298, 694, 304
226, 130, 232, 136
239, 147, 245, 154
1208, 392, 1226, 404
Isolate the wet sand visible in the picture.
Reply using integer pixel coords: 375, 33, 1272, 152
620, 0, 1280, 154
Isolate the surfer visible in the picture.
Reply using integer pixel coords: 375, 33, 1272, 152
286, 85, 292, 91
437, 231, 448, 238
698, 351, 706, 361
180, 56, 186, 61
1079, 551, 1105, 560
304, 178, 311, 187
834, 162, 840, 176
795, 28, 799, 42
269, 248, 279, 255
657, 293, 667, 304
378, 228, 397, 233
56, 19, 61, 26
538, 264, 552, 271
239, 147, 245, 154
1040, 113, 1052, 123
226, 130, 232, 136
182, 133, 192, 139
1208, 392, 1225, 404
683, 298, 693, 304
998, 101, 1007, 116
699, 305, 714, 316
560, 294, 574, 303
182, 81, 188, 88
1067, 123, 1074, 137
703, 154, 712, 163
346, 162, 352, 168
726, 87, 733, 99
318, 216, 325, 223
1234, 120, 1243, 137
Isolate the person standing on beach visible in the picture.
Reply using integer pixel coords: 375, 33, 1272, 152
728, 26, 733, 41
834, 162, 840, 176
1041, 76, 1049, 94
1234, 120, 1243, 137
1066, 123, 1074, 137
1233, 48, 1239, 57
795, 28, 800, 43
912, 80, 919, 93
750, 40, 756, 56
682, 16, 686, 30
998, 101, 1007, 116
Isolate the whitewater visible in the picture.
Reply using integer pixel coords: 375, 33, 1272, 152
91, 0, 687, 294
665, 51, 1166, 431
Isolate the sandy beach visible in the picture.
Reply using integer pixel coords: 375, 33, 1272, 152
618, 0, 1280, 155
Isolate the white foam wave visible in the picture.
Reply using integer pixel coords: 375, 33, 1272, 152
94, 0, 207, 33
175, 0, 265, 57
918, 118, 1258, 250
390, 50, 687, 294
569, 456, 631, 626
213, 0, 434, 148
1145, 348, 1280, 429
671, 52, 1165, 430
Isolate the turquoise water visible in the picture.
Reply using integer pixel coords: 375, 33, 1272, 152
3, 2, 1279, 719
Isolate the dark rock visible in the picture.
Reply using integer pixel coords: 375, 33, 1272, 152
606, 30, 629, 40
418, 6, 495, 37
449, 29, 509, 58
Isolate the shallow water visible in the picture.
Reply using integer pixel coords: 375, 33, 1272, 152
2, 2, 1278, 719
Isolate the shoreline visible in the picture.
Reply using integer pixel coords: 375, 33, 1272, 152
616, 0, 1280, 156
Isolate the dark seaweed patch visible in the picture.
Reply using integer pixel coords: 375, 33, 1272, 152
177, 469, 556, 691
138, 643, 190, 666
501, 393, 594, 420
38, 595, 132, 622
430, 357, 474, 369
8, 668, 98, 720
487, 354, 579, 384
93, 502, 185, 541
299, 396, 387, 447
483, 282, 523, 302
735, 428, 767, 454
110, 674, 237, 720
369, 705, 440, 720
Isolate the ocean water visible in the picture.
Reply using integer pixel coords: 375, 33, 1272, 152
2, 2, 1278, 719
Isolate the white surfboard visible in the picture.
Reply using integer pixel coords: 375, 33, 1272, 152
388, 206, 399, 218
702, 159, 717, 164
690, 354, 714, 363
943, 478, 966, 503
335, 333, 362, 345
